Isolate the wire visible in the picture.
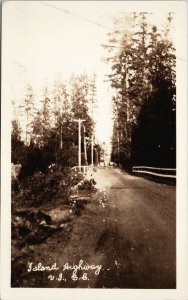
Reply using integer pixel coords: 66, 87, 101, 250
41, 2, 185, 62
41, 1, 112, 31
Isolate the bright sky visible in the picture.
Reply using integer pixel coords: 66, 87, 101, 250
3, 1, 177, 148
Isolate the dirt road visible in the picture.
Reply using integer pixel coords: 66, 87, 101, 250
13, 167, 176, 288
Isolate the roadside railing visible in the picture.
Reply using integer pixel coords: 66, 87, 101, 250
132, 166, 176, 183
71, 165, 93, 174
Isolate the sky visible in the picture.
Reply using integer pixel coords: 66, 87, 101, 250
3, 0, 177, 148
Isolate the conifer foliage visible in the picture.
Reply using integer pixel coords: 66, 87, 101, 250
11, 74, 97, 175
104, 13, 176, 168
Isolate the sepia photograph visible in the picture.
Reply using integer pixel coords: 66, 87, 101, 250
1, 1, 187, 299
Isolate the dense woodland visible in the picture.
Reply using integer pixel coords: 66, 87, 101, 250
12, 73, 98, 178
10, 9, 177, 289
103, 12, 176, 169
12, 12, 176, 179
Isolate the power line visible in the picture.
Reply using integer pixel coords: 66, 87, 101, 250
41, 1, 112, 31
41, 2, 185, 62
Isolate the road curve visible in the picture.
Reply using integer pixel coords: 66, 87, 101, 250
94, 168, 176, 288
52, 167, 176, 289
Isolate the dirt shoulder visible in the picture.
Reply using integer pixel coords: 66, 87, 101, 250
11, 167, 176, 288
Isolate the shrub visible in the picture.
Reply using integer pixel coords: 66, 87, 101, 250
14, 169, 80, 208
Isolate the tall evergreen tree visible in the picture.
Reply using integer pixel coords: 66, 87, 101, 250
19, 84, 36, 145
104, 12, 176, 168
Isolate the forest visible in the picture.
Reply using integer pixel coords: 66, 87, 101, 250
12, 73, 97, 174
11, 12, 176, 208
10, 10, 177, 288
103, 12, 176, 169
11, 73, 99, 209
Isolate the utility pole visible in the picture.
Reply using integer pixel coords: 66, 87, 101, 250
90, 73, 96, 167
60, 124, 63, 149
83, 125, 88, 165
91, 133, 94, 166
74, 119, 85, 171
59, 119, 66, 150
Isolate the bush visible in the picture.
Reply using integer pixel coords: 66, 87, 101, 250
78, 178, 96, 191
14, 169, 79, 208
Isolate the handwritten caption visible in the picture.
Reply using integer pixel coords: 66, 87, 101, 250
27, 260, 102, 282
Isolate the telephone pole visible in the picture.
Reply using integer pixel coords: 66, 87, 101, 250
60, 120, 66, 150
83, 125, 88, 165
74, 119, 85, 171
91, 132, 94, 166
60, 124, 63, 149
